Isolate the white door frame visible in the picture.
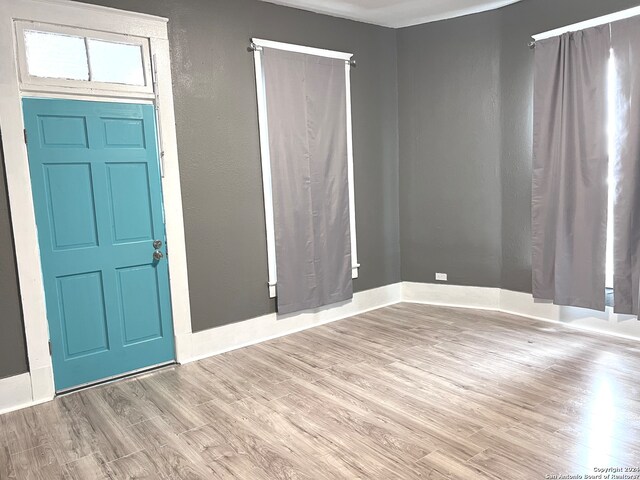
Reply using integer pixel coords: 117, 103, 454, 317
0, 0, 193, 403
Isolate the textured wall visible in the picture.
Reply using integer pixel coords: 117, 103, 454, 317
81, 0, 401, 331
0, 138, 28, 378
398, 11, 503, 288
6, 0, 640, 378
398, 0, 640, 292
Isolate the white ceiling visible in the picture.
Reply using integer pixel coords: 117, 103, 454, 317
260, 0, 523, 28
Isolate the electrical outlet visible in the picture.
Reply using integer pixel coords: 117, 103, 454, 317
435, 273, 448, 282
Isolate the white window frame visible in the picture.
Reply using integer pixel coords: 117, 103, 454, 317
252, 38, 360, 299
0, 0, 193, 404
15, 20, 154, 98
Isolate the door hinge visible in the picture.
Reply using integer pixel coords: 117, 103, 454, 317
48, 341, 52, 355
23, 128, 27, 144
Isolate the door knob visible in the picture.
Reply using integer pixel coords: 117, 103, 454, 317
153, 240, 163, 249
153, 250, 164, 261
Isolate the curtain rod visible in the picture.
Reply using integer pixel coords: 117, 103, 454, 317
248, 41, 357, 67
528, 5, 640, 48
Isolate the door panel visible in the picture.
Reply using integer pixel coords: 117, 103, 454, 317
117, 265, 164, 345
56, 271, 109, 358
39, 115, 88, 148
102, 118, 145, 148
23, 98, 175, 391
106, 163, 154, 243
44, 163, 98, 249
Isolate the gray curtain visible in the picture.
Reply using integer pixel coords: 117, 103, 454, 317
532, 26, 610, 311
262, 48, 353, 314
611, 17, 640, 314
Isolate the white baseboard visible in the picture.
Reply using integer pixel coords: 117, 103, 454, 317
0, 373, 33, 415
3, 279, 639, 417
402, 282, 640, 342
179, 282, 403, 364
402, 282, 501, 310
0, 283, 402, 416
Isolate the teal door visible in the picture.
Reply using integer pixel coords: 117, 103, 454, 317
23, 98, 175, 391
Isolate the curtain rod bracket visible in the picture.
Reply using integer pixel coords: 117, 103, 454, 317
528, 40, 536, 49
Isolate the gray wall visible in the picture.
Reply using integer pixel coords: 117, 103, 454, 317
5, 0, 640, 378
398, 0, 640, 293
84, 0, 401, 331
398, 11, 503, 288
0, 139, 29, 378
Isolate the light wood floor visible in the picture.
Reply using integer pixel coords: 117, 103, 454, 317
2, 303, 640, 479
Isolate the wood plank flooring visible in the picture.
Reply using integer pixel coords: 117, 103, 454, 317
2, 303, 640, 479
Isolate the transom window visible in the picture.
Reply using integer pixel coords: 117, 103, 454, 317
16, 22, 153, 96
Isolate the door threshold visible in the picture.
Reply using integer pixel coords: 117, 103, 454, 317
56, 361, 176, 396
